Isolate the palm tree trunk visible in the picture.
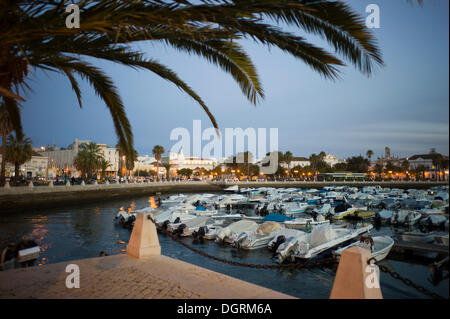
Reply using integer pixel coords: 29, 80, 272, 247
14, 162, 20, 181
0, 133, 6, 185
156, 160, 159, 181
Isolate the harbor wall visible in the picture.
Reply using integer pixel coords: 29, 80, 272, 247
0, 181, 447, 213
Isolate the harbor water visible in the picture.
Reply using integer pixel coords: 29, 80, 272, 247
0, 194, 448, 299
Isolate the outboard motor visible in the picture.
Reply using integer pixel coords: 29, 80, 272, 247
173, 217, 181, 224
123, 214, 136, 229
270, 235, 286, 253
161, 220, 170, 230
234, 232, 248, 248
173, 223, 187, 235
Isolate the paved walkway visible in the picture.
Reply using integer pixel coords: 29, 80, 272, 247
0, 254, 294, 299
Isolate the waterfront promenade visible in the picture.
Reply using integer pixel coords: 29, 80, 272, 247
0, 180, 447, 213
0, 254, 294, 299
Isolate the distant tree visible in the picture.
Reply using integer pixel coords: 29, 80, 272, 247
5, 134, 33, 180
366, 150, 374, 161
74, 142, 102, 182
333, 162, 348, 172
177, 168, 193, 179
374, 164, 384, 178
284, 151, 293, 176
152, 145, 165, 181
346, 156, 370, 172
401, 159, 409, 172
162, 162, 171, 179
99, 158, 111, 178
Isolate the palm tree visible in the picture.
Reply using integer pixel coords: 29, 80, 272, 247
99, 158, 111, 179
152, 145, 165, 181
5, 134, 33, 181
366, 150, 374, 160
73, 142, 102, 182
1, 1, 383, 160
284, 151, 293, 177
162, 163, 172, 180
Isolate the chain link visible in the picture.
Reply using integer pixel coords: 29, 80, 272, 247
368, 257, 447, 300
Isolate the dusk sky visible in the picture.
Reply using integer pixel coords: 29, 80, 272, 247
21, 0, 449, 160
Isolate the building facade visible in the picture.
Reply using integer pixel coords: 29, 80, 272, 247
0, 154, 48, 178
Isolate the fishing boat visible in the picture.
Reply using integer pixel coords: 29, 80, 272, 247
235, 222, 282, 250
333, 236, 394, 262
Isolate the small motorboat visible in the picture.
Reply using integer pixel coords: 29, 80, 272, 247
202, 225, 223, 240
283, 216, 330, 230
332, 207, 358, 220
434, 234, 449, 246
235, 222, 282, 250
216, 220, 258, 244
287, 224, 373, 261
333, 236, 395, 262
391, 210, 422, 226
398, 231, 436, 244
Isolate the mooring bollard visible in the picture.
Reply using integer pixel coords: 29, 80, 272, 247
127, 213, 161, 258
330, 246, 382, 299
28, 181, 34, 188
49, 180, 54, 188
4, 181, 10, 188
80, 181, 85, 186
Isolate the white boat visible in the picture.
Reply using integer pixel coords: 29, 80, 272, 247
286, 224, 373, 261
391, 210, 422, 225
378, 209, 394, 221
203, 225, 223, 240
398, 231, 436, 244
160, 194, 187, 205
333, 236, 394, 262
235, 222, 282, 250
421, 215, 448, 227
216, 220, 258, 243
279, 202, 309, 216
434, 234, 449, 246
273, 230, 308, 262
283, 216, 330, 230
169, 216, 216, 236
224, 185, 239, 192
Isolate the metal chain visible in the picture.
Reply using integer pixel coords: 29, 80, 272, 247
158, 227, 336, 269
368, 257, 447, 300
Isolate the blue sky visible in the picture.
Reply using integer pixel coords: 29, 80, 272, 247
21, 0, 449, 160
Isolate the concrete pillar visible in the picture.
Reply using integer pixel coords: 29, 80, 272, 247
127, 213, 161, 258
330, 246, 382, 299
105, 180, 110, 185
80, 181, 85, 186
28, 181, 34, 188
94, 180, 98, 185
66, 181, 71, 187
4, 181, 10, 188
49, 180, 54, 188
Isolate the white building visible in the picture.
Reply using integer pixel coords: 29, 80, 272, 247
39, 139, 119, 177
0, 154, 48, 178
323, 154, 343, 167
162, 150, 216, 174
